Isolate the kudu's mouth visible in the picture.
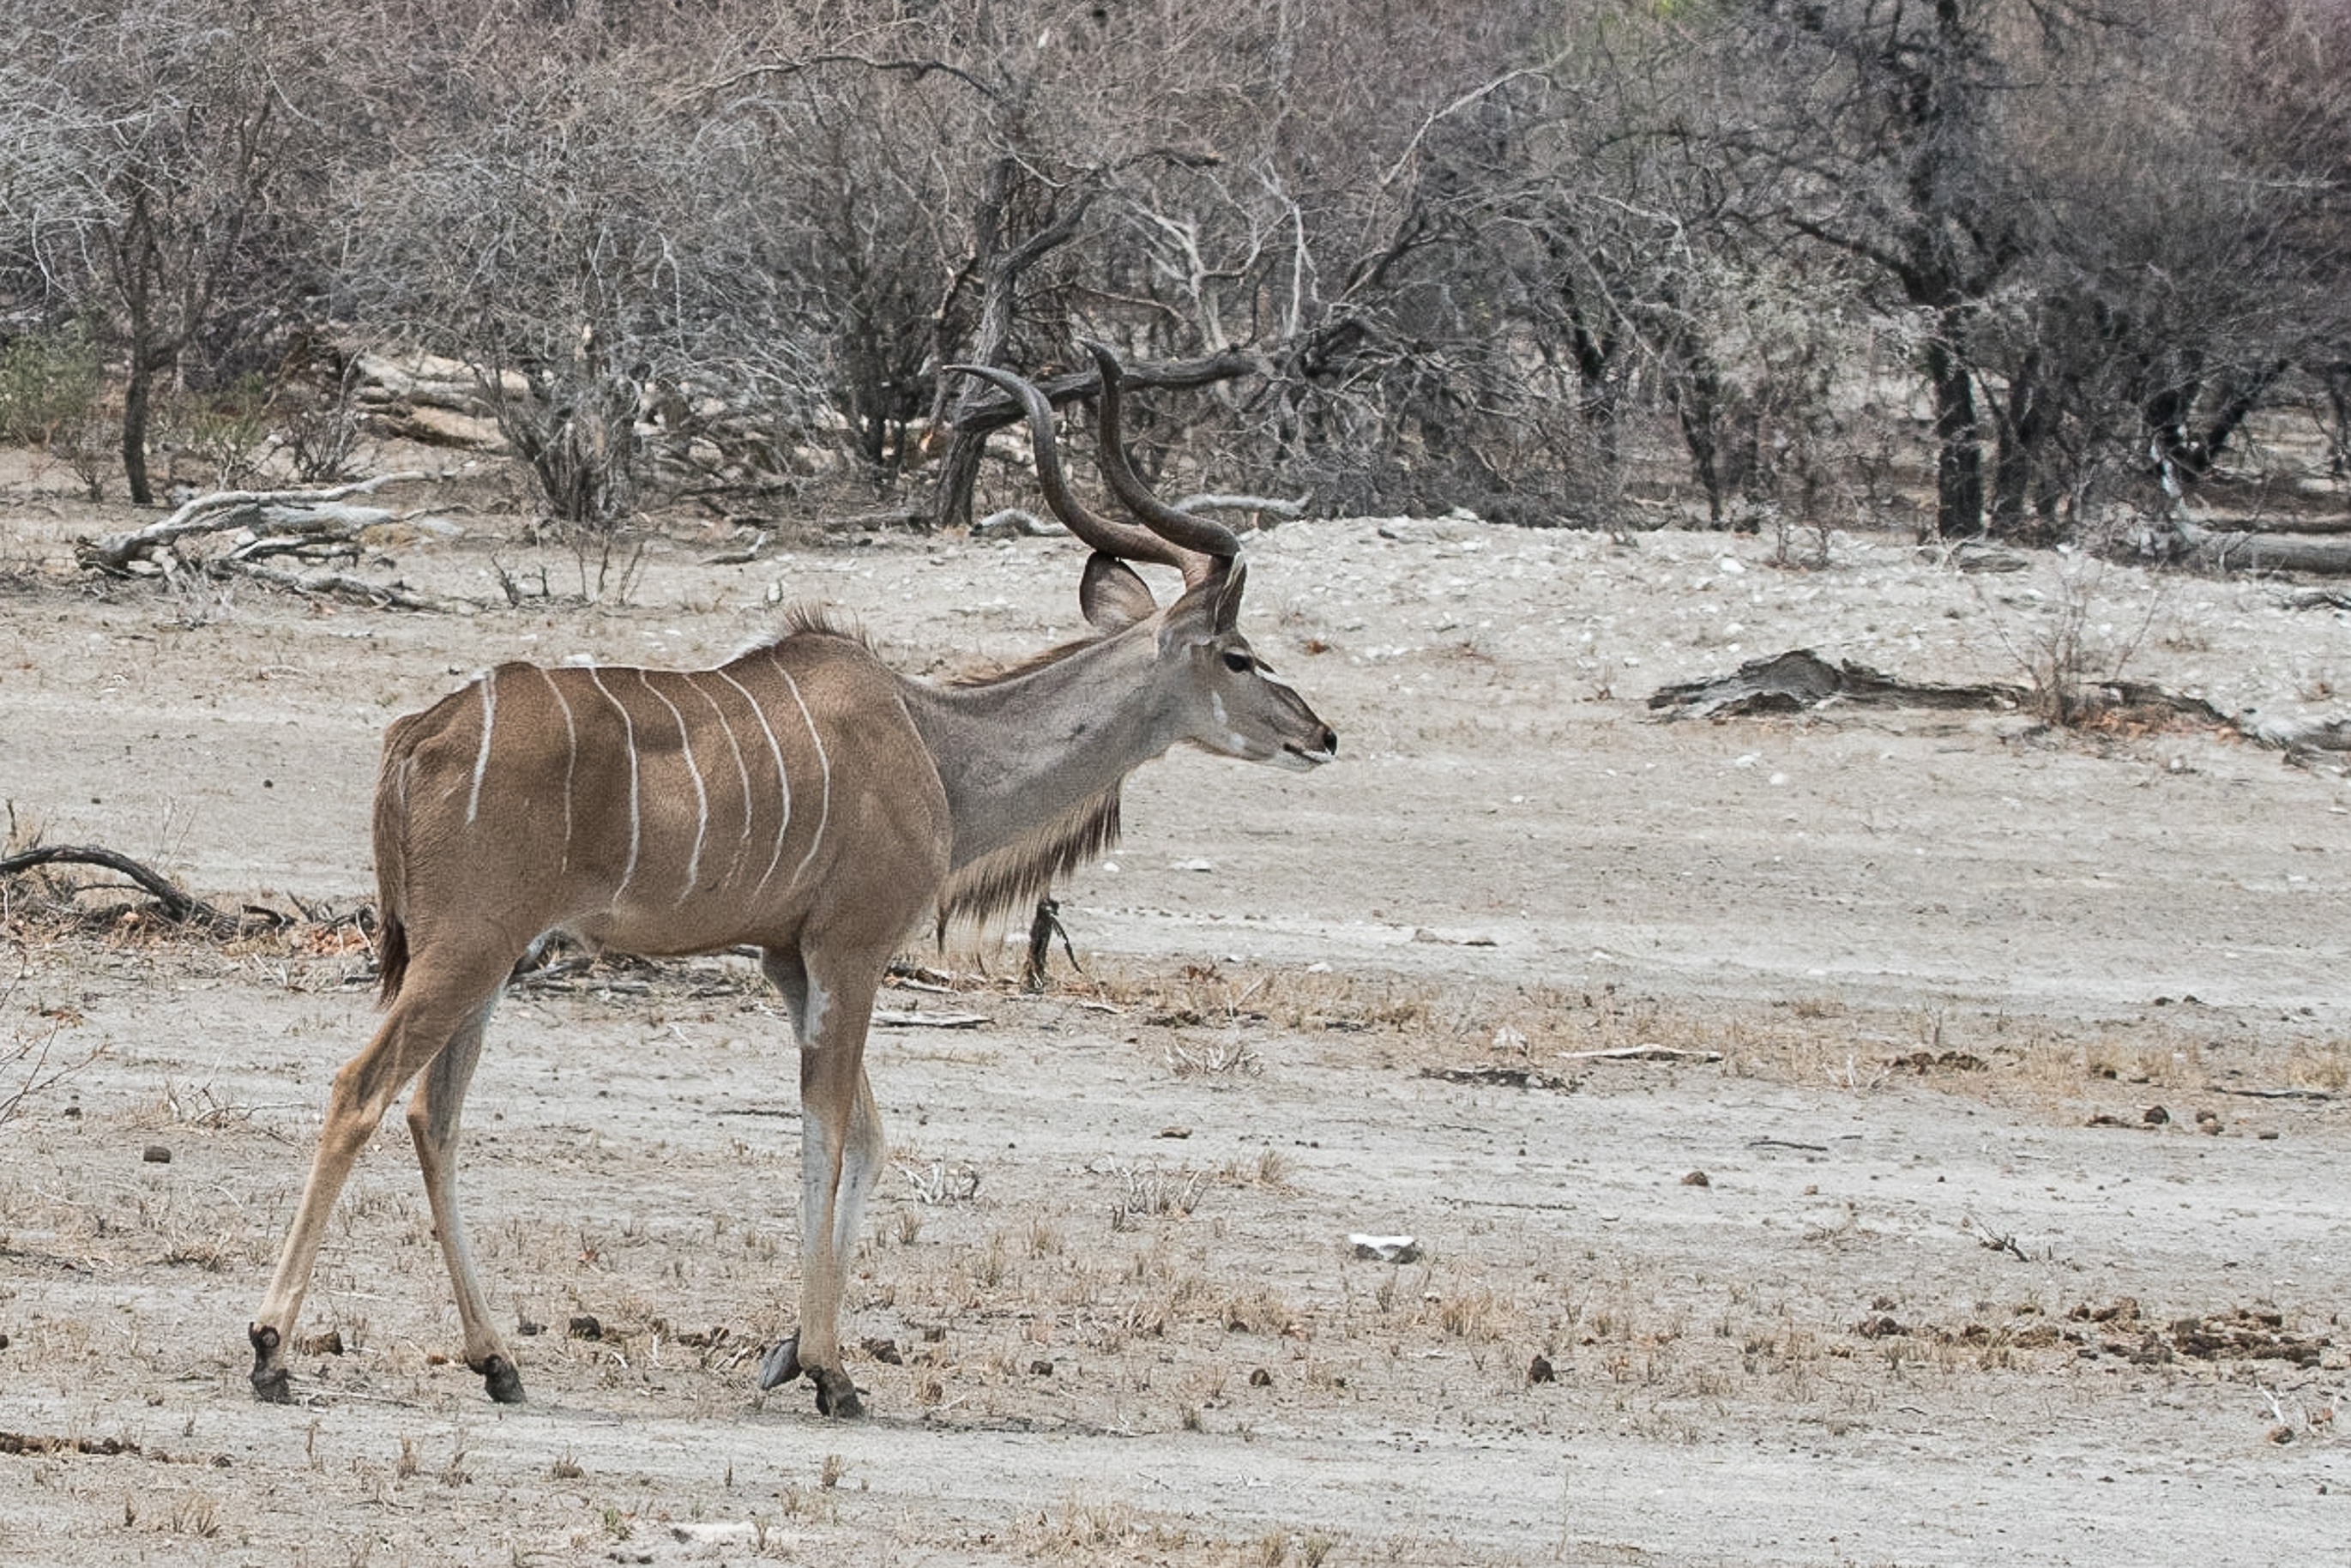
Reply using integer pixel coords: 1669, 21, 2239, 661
1279, 731, 1338, 769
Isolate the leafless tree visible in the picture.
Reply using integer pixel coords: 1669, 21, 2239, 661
4, 1, 349, 504
1669, 0, 2351, 540
2045, 0, 2351, 508
333, 20, 841, 525
5, 0, 2345, 540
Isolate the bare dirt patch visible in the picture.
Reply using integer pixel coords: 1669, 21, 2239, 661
3, 463, 2348, 1565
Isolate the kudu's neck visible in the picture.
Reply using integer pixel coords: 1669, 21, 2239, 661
897, 624, 1181, 871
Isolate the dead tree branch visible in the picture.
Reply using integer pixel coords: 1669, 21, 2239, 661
0, 844, 241, 929
2160, 521, 2351, 576
75, 472, 430, 576
688, 53, 998, 107
222, 564, 467, 612
1172, 492, 1312, 520
1, 944, 108, 1130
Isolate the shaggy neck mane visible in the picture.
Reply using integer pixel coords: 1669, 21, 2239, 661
935, 634, 1130, 928
752, 603, 865, 651
759, 606, 1097, 691
914, 618, 1174, 933
933, 788, 1122, 932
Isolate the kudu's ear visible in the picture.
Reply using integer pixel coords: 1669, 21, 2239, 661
1080, 551, 1160, 632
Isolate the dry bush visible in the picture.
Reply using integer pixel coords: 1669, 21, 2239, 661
0, 943, 106, 1131
1972, 554, 2167, 727
1108, 1167, 1209, 1231
0, 319, 113, 499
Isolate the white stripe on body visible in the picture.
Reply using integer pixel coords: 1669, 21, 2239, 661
538, 668, 579, 873
685, 674, 757, 888
637, 672, 708, 902
714, 668, 793, 899
465, 671, 497, 823
582, 668, 641, 896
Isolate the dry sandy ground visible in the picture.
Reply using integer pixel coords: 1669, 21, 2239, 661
2, 455, 2348, 1566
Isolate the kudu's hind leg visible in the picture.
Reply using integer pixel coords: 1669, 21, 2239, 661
407, 992, 524, 1402
249, 951, 515, 1402
755, 945, 885, 1417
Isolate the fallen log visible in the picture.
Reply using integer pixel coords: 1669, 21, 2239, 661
216, 504, 393, 564
813, 506, 926, 534
1557, 1044, 1724, 1064
1647, 649, 2022, 720
2240, 714, 2351, 753
75, 473, 428, 576
1172, 492, 1312, 522
221, 564, 467, 613
974, 507, 1058, 540
1649, 648, 2260, 740
2185, 510, 2351, 536
2167, 522, 2351, 575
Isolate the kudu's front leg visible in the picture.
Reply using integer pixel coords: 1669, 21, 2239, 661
756, 947, 885, 1417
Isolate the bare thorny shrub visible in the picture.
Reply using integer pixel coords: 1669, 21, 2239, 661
1974, 548, 2168, 726
0, 942, 107, 1130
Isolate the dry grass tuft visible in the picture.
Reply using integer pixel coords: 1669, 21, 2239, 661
1166, 1035, 1263, 1077
2284, 1040, 2350, 1092
1109, 1166, 1209, 1230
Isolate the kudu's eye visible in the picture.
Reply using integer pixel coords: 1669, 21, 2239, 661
1221, 649, 1255, 673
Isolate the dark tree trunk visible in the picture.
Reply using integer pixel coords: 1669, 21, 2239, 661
1669, 338, 1739, 526
1925, 329, 1983, 539
116, 190, 162, 506
2323, 362, 2351, 478
1567, 317, 1622, 467
1988, 349, 2057, 542
2143, 376, 2201, 475
2163, 361, 2284, 480
122, 355, 156, 507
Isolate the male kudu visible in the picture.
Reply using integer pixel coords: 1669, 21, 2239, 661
246, 346, 1335, 1416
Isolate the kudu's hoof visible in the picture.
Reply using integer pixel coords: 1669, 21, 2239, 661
478, 1354, 527, 1405
811, 1366, 864, 1419
757, 1334, 804, 1390
756, 1336, 863, 1415
248, 1324, 292, 1404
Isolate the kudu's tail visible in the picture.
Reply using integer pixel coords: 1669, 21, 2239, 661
373, 907, 410, 1006
370, 717, 420, 1005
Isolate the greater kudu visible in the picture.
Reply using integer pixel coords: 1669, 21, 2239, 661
246, 347, 1335, 1416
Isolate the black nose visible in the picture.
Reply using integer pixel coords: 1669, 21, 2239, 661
1320, 727, 1338, 755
